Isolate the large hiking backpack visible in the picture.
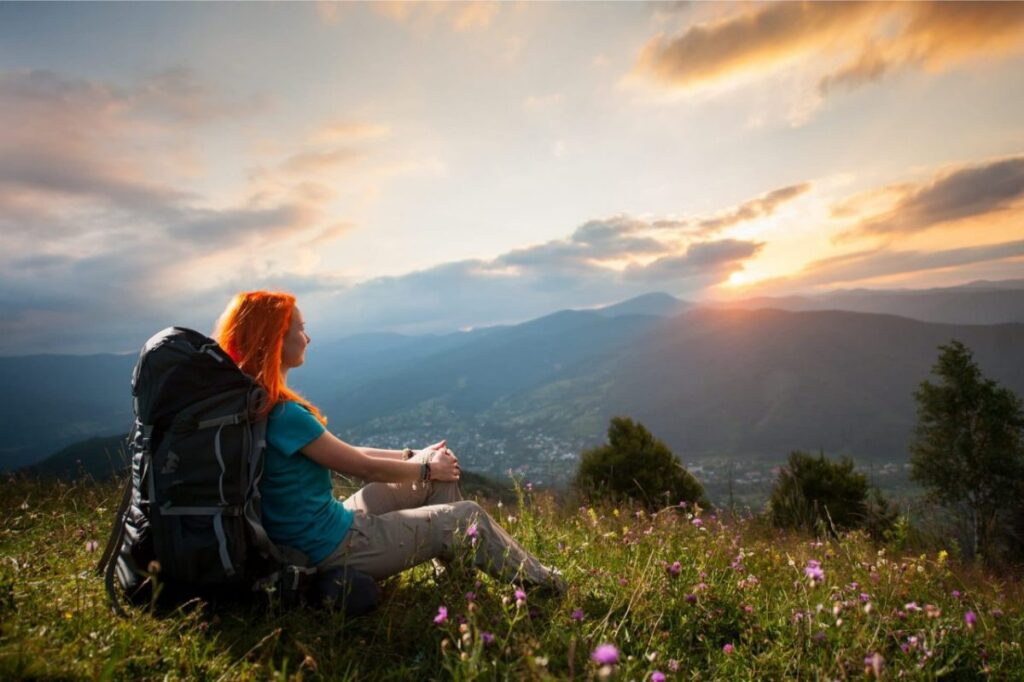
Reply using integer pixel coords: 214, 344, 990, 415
96, 327, 378, 615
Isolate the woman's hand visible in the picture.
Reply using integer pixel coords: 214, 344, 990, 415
429, 449, 461, 482
418, 440, 447, 458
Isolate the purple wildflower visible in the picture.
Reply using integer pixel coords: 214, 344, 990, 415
965, 610, 977, 627
859, 592, 871, 603
722, 643, 734, 654
433, 605, 448, 625
652, 672, 666, 682
991, 608, 1004, 619
691, 517, 703, 528
515, 588, 527, 607
668, 659, 680, 672
685, 593, 697, 604
667, 560, 682, 578
804, 559, 824, 584
480, 631, 495, 646
591, 643, 619, 665
571, 608, 584, 623
465, 591, 476, 602
951, 590, 962, 599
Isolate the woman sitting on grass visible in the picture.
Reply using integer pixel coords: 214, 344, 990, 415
213, 290, 565, 593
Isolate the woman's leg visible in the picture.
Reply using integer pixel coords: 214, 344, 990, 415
343, 450, 463, 515
320, 500, 560, 589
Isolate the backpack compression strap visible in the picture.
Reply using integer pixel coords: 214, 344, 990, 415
96, 472, 133, 616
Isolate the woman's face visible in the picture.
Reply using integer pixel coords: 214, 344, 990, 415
281, 306, 310, 369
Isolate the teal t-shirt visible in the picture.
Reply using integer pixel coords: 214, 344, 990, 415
260, 401, 353, 565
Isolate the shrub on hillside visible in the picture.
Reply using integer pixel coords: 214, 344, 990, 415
574, 416, 708, 509
768, 450, 894, 537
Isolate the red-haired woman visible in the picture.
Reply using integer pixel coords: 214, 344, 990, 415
214, 291, 564, 592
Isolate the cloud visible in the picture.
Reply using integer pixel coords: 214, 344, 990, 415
635, 3, 880, 89
311, 215, 765, 338
627, 239, 764, 282
308, 120, 390, 145
782, 239, 1024, 291
0, 69, 362, 353
2, 170, 805, 352
697, 183, 811, 234
280, 147, 367, 174
367, 1, 497, 32
837, 155, 1024, 239
635, 2, 1024, 96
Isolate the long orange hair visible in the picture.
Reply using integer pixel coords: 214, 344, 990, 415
213, 291, 326, 424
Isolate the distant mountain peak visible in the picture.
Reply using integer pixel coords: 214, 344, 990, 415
590, 292, 690, 318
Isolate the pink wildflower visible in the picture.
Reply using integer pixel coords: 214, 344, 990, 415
591, 643, 619, 665
722, 643, 734, 654
651, 672, 666, 682
667, 561, 681, 577
433, 605, 448, 625
804, 559, 824, 584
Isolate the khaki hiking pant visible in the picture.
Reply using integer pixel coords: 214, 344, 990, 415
317, 453, 552, 586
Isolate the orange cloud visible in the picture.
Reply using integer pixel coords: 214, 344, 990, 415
309, 120, 390, 145
635, 2, 1024, 95
281, 147, 367, 175
835, 154, 1024, 240
367, 1, 495, 32
697, 183, 811, 235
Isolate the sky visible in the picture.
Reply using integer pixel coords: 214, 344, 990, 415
1, 1, 1023, 355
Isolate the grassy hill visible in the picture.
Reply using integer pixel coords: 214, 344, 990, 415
1, 474, 1020, 679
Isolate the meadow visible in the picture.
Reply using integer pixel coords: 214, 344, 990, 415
1, 475, 1021, 680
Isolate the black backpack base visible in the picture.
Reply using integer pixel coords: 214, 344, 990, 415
117, 564, 379, 618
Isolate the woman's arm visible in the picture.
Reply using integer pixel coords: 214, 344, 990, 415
358, 447, 406, 460
302, 432, 460, 482
358, 440, 447, 461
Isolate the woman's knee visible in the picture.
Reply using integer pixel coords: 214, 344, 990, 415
451, 500, 486, 523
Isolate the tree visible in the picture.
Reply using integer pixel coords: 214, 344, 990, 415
574, 417, 707, 509
767, 450, 888, 535
909, 340, 1024, 561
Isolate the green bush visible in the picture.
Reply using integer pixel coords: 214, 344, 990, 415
768, 450, 893, 537
574, 416, 708, 509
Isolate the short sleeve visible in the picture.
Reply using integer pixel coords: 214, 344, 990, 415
267, 401, 326, 457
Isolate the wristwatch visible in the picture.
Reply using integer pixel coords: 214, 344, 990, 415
420, 461, 431, 481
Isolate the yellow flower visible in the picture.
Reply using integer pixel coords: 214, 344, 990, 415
937, 550, 948, 566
